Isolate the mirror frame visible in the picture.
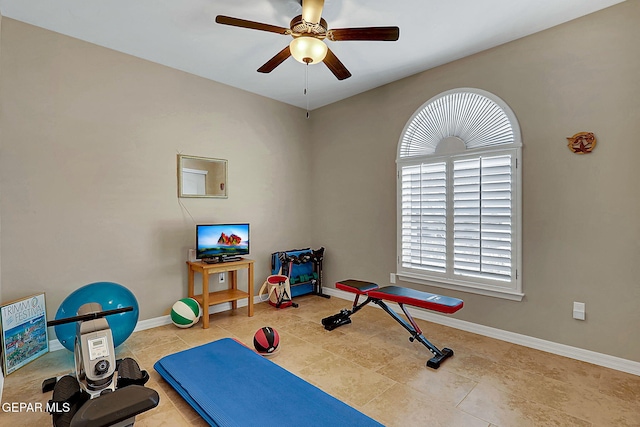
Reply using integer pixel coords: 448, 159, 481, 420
177, 154, 228, 198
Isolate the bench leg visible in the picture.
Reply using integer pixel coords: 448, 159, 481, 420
322, 295, 373, 331
374, 300, 454, 369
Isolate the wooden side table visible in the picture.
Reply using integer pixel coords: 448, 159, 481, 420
186, 258, 254, 329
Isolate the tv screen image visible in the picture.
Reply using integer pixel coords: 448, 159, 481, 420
196, 224, 249, 260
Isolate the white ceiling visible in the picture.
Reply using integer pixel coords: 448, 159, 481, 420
0, 0, 625, 110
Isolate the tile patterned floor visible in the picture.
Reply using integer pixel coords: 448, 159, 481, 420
1, 295, 639, 426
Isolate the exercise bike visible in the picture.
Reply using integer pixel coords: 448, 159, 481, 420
42, 303, 159, 427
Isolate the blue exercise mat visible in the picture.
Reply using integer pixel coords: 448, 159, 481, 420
154, 338, 383, 427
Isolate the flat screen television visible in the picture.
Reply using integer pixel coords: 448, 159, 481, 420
196, 223, 249, 262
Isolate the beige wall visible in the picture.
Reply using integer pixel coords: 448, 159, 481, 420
0, 19, 311, 321
0, 12, 3, 303
309, 1, 640, 362
1, 2, 638, 363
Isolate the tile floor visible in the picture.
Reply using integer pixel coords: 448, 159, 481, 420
2, 295, 639, 426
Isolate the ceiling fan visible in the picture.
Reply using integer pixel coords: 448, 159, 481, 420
215, 0, 399, 80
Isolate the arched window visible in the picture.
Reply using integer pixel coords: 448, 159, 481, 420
397, 88, 523, 300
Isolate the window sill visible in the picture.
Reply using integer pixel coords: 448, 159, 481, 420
396, 272, 524, 301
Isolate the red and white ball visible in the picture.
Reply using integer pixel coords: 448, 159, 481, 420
253, 327, 280, 354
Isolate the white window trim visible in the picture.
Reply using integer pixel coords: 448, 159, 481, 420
397, 273, 524, 301
396, 88, 523, 301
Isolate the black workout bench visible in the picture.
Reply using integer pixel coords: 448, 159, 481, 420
322, 279, 463, 369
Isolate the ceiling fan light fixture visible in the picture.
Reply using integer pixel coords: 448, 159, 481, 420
289, 36, 327, 64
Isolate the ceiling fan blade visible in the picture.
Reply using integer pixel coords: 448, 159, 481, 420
215, 15, 290, 35
323, 48, 351, 80
257, 46, 292, 73
327, 27, 400, 42
302, 0, 324, 24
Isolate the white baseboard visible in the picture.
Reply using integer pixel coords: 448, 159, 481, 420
46, 291, 640, 376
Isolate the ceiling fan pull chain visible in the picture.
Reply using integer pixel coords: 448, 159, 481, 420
305, 63, 310, 119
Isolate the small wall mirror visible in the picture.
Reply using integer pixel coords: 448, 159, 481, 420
178, 154, 228, 198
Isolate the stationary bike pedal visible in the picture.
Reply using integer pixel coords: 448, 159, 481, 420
42, 377, 58, 393
51, 375, 80, 406
49, 375, 87, 427
117, 357, 149, 387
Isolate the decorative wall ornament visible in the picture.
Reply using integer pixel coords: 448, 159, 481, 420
567, 132, 596, 154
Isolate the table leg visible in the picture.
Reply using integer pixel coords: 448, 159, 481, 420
188, 266, 194, 298
202, 271, 210, 329
248, 264, 254, 317
230, 270, 237, 310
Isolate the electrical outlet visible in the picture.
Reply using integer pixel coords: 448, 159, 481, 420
573, 302, 585, 320
219, 273, 225, 284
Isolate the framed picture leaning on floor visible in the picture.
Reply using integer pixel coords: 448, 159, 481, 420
1, 293, 49, 375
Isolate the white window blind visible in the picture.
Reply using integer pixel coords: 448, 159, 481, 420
401, 163, 447, 273
453, 154, 512, 282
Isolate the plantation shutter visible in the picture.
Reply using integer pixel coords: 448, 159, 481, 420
397, 88, 522, 299
453, 154, 513, 282
401, 162, 447, 273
